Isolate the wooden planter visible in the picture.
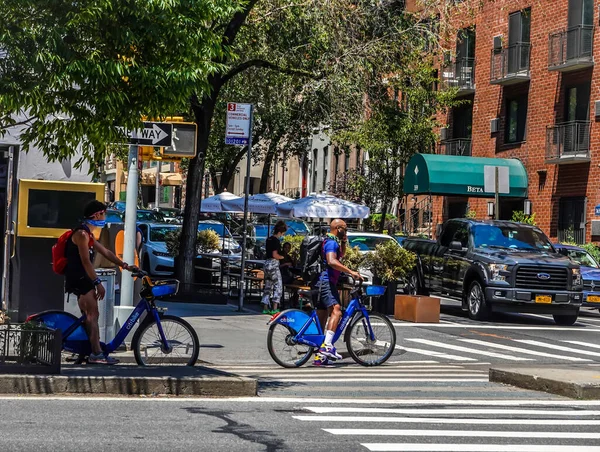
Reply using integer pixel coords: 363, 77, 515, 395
394, 295, 440, 323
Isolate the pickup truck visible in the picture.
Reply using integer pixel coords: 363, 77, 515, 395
403, 219, 583, 325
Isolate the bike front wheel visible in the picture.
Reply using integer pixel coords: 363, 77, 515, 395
346, 312, 396, 367
132, 315, 199, 366
267, 322, 314, 368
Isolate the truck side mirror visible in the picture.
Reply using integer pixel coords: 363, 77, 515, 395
449, 241, 463, 251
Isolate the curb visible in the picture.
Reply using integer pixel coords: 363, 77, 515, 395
0, 374, 257, 397
489, 368, 600, 400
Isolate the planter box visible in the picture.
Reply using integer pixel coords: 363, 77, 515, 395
394, 295, 440, 323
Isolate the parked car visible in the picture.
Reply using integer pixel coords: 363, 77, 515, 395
393, 236, 407, 247
554, 243, 600, 310
347, 232, 401, 285
403, 219, 583, 325
154, 207, 181, 224
110, 201, 127, 212
137, 209, 165, 223
138, 221, 241, 276
106, 209, 124, 224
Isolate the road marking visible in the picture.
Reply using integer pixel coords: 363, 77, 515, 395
326, 429, 600, 439
238, 372, 487, 378
515, 339, 600, 358
395, 346, 477, 361
406, 339, 533, 361
305, 407, 600, 416
362, 444, 600, 452
275, 377, 488, 383
457, 338, 592, 362
563, 341, 600, 350
292, 415, 600, 425
211, 364, 467, 371
392, 324, 600, 331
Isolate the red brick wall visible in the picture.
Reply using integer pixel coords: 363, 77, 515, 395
430, 0, 600, 243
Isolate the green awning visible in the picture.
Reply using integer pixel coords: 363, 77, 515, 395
403, 154, 528, 198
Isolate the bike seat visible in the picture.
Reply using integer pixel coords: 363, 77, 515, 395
298, 289, 312, 296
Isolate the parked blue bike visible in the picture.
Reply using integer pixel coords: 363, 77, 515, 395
27, 271, 199, 366
267, 282, 396, 367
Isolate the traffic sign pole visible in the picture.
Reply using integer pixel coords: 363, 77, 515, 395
238, 105, 254, 312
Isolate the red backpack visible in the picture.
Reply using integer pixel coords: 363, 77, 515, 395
52, 226, 93, 275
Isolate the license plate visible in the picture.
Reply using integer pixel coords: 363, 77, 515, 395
588, 295, 600, 303
535, 295, 552, 304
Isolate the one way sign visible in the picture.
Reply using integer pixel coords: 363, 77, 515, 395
117, 122, 173, 147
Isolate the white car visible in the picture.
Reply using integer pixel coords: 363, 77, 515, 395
346, 232, 400, 285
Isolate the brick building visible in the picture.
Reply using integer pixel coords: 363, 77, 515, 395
413, 0, 599, 244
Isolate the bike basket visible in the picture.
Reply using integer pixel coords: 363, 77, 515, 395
151, 280, 179, 298
365, 285, 386, 297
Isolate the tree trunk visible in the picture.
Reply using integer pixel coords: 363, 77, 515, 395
217, 146, 248, 193
379, 203, 388, 234
259, 143, 277, 193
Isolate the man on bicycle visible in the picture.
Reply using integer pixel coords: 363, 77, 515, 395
65, 200, 137, 364
313, 219, 362, 366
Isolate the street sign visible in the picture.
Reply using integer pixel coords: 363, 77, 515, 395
595, 205, 600, 216
225, 103, 252, 145
162, 123, 197, 158
483, 165, 510, 194
118, 122, 173, 147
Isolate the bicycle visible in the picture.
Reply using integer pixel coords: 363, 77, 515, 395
266, 281, 396, 367
26, 270, 200, 366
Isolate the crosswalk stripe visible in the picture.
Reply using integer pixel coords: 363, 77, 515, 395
457, 338, 592, 362
361, 444, 600, 452
210, 365, 471, 371
406, 339, 533, 361
238, 373, 487, 378
396, 346, 477, 361
292, 415, 600, 425
515, 339, 600, 358
275, 378, 488, 383
305, 407, 600, 416
563, 340, 600, 350
325, 429, 600, 439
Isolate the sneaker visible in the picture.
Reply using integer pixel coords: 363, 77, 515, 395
313, 354, 331, 366
270, 309, 280, 315
88, 352, 119, 365
262, 306, 271, 314
319, 343, 342, 361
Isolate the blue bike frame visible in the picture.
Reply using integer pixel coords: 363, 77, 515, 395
61, 297, 168, 354
274, 296, 376, 349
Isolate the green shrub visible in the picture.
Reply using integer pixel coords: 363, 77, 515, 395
363, 240, 416, 283
511, 210, 537, 226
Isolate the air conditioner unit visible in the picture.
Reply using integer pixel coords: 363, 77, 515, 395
440, 127, 449, 140
595, 100, 600, 117
493, 35, 503, 51
490, 118, 500, 133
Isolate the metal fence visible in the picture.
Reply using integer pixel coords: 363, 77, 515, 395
545, 121, 590, 161
0, 324, 61, 374
548, 25, 594, 68
439, 138, 472, 156
441, 57, 475, 92
490, 43, 531, 82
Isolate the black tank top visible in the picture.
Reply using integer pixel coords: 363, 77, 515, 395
65, 224, 94, 280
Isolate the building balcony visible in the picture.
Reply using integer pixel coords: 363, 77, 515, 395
104, 155, 118, 174
439, 138, 472, 156
546, 121, 591, 164
490, 43, 531, 85
548, 25, 594, 72
441, 57, 475, 96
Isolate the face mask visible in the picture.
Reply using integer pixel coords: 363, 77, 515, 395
86, 219, 106, 228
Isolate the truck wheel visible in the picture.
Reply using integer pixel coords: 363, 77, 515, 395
467, 280, 489, 321
405, 271, 419, 296
552, 314, 578, 326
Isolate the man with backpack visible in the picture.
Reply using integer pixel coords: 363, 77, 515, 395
57, 200, 137, 364
312, 219, 362, 366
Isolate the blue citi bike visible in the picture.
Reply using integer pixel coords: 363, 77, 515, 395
267, 281, 396, 367
27, 271, 200, 366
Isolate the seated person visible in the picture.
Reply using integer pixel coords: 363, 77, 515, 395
280, 242, 297, 284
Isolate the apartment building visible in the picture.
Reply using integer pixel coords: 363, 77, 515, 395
420, 0, 599, 244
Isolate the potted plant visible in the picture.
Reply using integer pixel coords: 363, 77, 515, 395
363, 240, 416, 314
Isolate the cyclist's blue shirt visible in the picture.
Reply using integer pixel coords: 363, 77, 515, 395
320, 237, 342, 285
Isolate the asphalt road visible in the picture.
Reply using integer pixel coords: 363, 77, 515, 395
1, 396, 600, 451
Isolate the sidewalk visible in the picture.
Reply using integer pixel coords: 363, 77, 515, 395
490, 365, 600, 399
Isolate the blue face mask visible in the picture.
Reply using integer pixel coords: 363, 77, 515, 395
86, 219, 106, 228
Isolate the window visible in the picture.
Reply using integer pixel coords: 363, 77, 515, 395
505, 94, 528, 143
344, 151, 350, 171
323, 146, 329, 189
334, 151, 339, 175
569, 0, 594, 27
356, 149, 361, 168
440, 222, 460, 247
452, 103, 473, 139
452, 224, 470, 248
558, 197, 587, 244
565, 83, 590, 122
508, 9, 531, 73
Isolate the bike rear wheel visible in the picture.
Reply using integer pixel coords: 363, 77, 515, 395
346, 312, 396, 367
132, 315, 199, 366
267, 322, 314, 368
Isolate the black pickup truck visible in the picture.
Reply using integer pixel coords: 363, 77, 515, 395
403, 219, 583, 325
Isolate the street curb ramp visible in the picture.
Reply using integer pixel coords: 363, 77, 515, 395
0, 373, 257, 397
490, 366, 600, 400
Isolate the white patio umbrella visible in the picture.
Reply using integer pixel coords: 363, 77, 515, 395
276, 193, 370, 219
221, 192, 293, 214
200, 191, 242, 213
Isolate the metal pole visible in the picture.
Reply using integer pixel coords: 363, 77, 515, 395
2, 146, 15, 312
155, 160, 160, 209
120, 143, 139, 307
495, 166, 500, 220
238, 105, 254, 311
